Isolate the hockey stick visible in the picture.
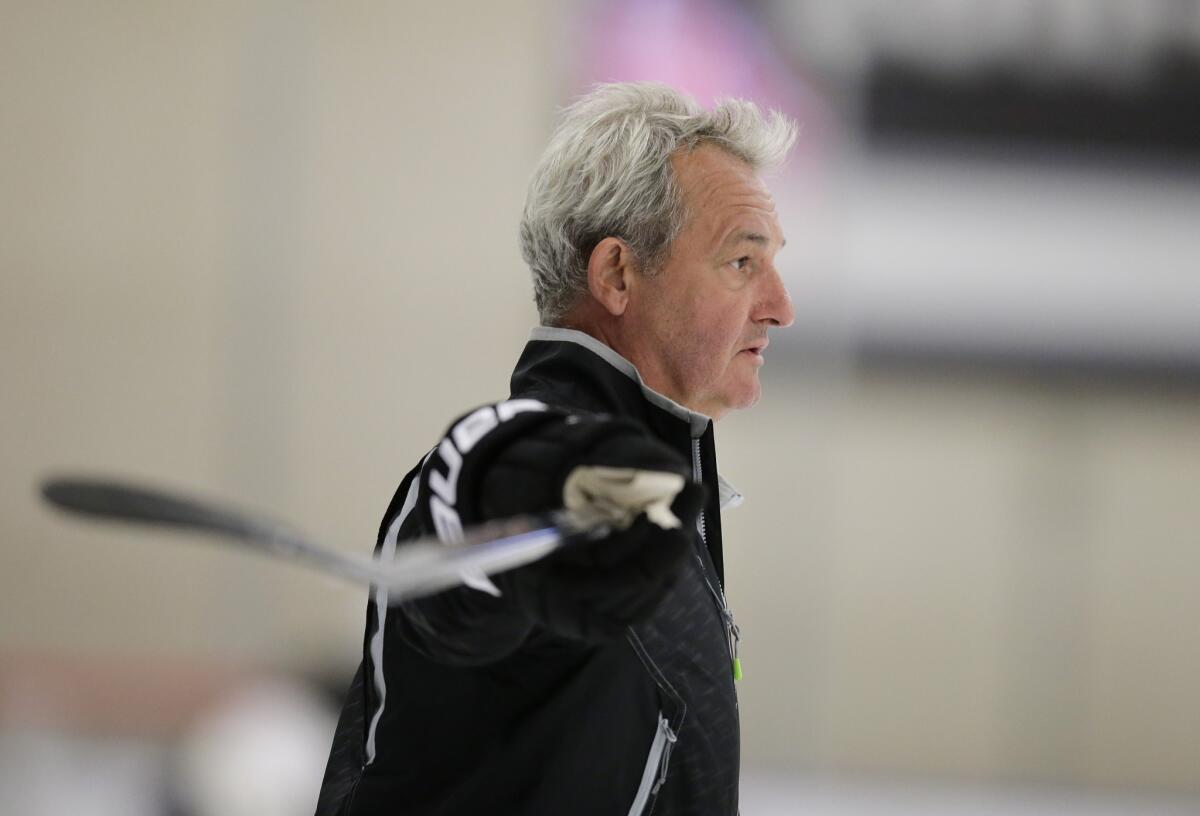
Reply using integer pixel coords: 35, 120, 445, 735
40, 476, 603, 603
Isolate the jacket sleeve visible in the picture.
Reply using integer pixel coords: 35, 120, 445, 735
385, 398, 658, 664
381, 398, 615, 663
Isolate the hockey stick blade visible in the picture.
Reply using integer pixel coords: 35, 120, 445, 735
40, 476, 599, 602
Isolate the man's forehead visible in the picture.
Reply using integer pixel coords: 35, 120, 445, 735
671, 143, 769, 194
671, 145, 782, 239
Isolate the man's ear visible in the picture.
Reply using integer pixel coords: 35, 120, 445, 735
586, 237, 634, 317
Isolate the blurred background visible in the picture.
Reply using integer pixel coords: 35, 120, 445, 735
2, 1, 1199, 813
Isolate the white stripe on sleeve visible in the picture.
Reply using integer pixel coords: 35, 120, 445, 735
364, 470, 423, 765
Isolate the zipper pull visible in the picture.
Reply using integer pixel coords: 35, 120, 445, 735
730, 621, 742, 681
649, 721, 678, 795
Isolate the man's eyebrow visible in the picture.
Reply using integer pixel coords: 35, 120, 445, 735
723, 230, 786, 250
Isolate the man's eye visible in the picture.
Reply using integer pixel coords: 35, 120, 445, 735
731, 256, 752, 271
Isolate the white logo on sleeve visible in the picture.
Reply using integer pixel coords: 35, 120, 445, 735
426, 399, 548, 578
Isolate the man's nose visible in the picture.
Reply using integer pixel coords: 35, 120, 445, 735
756, 266, 795, 328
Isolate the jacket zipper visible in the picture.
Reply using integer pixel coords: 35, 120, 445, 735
691, 437, 742, 681
627, 713, 678, 816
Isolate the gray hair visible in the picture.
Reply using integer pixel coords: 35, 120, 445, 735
519, 82, 798, 325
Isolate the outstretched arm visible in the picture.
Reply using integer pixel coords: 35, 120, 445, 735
389, 399, 703, 664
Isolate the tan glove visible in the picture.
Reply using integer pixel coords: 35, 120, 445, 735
562, 465, 687, 531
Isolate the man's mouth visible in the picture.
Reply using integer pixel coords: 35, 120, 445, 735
740, 338, 768, 356
738, 339, 768, 364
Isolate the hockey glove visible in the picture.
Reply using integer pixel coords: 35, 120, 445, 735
478, 419, 706, 641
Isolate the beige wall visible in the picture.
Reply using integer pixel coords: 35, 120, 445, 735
0, 1, 554, 667
3, 0, 1199, 794
725, 371, 1200, 791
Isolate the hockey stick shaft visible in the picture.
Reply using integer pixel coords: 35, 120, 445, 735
39, 476, 594, 602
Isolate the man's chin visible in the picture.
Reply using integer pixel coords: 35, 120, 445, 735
710, 381, 762, 419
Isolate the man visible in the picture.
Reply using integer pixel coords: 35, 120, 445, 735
317, 82, 795, 816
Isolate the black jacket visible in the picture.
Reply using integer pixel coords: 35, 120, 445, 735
317, 328, 743, 816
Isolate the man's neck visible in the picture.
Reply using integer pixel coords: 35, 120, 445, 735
550, 311, 718, 421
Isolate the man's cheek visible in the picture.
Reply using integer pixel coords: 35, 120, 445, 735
717, 268, 752, 291
687, 340, 722, 387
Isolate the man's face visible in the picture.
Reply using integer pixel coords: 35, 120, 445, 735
622, 144, 794, 420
